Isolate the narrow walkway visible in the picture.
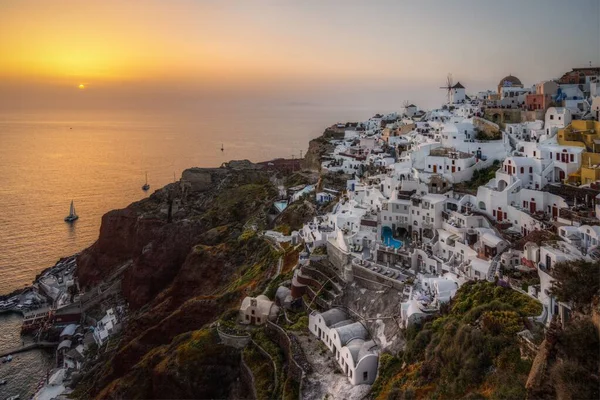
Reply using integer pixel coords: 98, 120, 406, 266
0, 341, 58, 358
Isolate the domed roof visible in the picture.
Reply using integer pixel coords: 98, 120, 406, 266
499, 75, 522, 87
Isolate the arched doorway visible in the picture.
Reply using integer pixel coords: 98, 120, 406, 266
497, 180, 508, 191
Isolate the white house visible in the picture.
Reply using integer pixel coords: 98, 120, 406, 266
309, 308, 379, 385
544, 107, 572, 136
591, 96, 600, 121
92, 308, 119, 346
239, 295, 279, 325
524, 241, 588, 325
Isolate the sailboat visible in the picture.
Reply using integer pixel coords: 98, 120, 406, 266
221, 143, 224, 152
64, 201, 78, 222
142, 172, 150, 191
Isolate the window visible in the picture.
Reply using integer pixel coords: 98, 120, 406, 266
363, 371, 368, 381
529, 167, 533, 173
570, 154, 574, 162
246, 315, 249, 320
533, 151, 536, 157
520, 167, 524, 174
251, 310, 255, 315
550, 115, 554, 120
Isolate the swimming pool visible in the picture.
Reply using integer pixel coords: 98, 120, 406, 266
382, 226, 403, 249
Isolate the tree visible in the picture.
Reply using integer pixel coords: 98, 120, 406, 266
549, 259, 600, 313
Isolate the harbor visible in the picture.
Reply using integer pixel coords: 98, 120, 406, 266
0, 254, 128, 399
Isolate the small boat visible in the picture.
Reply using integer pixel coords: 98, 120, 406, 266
221, 143, 224, 152
0, 379, 6, 385
2, 355, 12, 363
64, 200, 78, 222
142, 172, 150, 191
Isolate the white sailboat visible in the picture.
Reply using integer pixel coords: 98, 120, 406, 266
142, 172, 150, 191
64, 200, 78, 222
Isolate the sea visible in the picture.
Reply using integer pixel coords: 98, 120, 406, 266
0, 100, 398, 397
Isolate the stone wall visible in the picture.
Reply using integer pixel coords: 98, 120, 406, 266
265, 321, 310, 399
239, 352, 257, 400
249, 339, 279, 396
326, 240, 351, 275
521, 110, 545, 122
473, 117, 500, 136
217, 327, 251, 349
352, 263, 404, 291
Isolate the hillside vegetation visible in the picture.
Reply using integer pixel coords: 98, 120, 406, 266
371, 281, 542, 399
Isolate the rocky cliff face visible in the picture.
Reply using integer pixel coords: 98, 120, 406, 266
302, 127, 344, 171
74, 162, 281, 399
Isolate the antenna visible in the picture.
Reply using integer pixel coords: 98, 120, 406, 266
439, 73, 453, 104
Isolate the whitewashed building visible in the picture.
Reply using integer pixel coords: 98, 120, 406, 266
309, 308, 379, 385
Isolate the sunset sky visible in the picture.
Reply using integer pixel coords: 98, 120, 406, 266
1, 0, 599, 110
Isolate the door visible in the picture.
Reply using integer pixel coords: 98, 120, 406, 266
251, 316, 255, 324
497, 208, 503, 222
552, 206, 558, 219
452, 166, 456, 173
530, 201, 536, 214
433, 165, 437, 173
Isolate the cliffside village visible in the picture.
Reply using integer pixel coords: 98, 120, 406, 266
238, 68, 600, 389
3, 68, 600, 398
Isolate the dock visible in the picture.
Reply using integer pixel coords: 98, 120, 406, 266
0, 341, 58, 358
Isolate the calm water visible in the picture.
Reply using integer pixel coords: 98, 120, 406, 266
0, 103, 388, 294
0, 313, 54, 399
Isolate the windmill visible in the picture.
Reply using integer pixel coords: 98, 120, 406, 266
439, 73, 453, 104
403, 100, 411, 115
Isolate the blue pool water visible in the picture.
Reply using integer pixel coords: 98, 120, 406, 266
382, 226, 403, 249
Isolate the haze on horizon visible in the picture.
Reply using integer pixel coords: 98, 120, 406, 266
1, 0, 598, 112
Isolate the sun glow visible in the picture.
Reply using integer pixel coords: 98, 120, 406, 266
78, 84, 85, 90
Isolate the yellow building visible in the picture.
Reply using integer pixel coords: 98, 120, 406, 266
558, 120, 600, 185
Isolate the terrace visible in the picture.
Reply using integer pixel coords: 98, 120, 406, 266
429, 147, 474, 159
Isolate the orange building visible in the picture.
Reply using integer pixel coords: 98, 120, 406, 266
525, 94, 549, 111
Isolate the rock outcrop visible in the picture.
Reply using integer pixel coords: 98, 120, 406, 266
74, 162, 281, 399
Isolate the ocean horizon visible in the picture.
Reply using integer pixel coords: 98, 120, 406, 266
0, 101, 404, 295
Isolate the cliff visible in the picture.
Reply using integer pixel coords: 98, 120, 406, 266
302, 126, 345, 171
74, 161, 282, 399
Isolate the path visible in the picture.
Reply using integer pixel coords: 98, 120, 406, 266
0, 341, 58, 358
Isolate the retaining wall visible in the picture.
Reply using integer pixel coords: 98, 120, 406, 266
239, 352, 257, 400
217, 327, 251, 349
265, 321, 310, 399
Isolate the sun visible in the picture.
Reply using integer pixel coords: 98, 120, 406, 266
78, 84, 85, 89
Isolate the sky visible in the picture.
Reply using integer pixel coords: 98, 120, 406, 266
1, 0, 599, 111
